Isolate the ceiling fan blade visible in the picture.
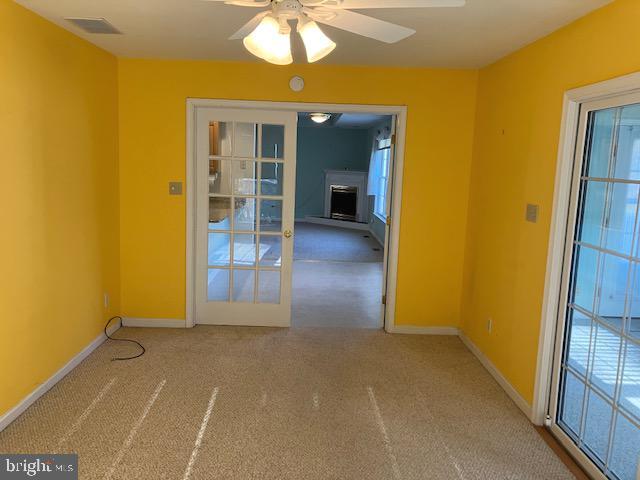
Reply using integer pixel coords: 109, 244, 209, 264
229, 11, 269, 40
225, 0, 271, 6
321, 0, 465, 7
308, 8, 415, 43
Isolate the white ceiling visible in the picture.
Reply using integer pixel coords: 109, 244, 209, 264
14, 0, 612, 68
334, 113, 389, 129
298, 113, 389, 128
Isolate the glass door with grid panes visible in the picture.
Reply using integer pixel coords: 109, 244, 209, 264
551, 94, 640, 480
195, 107, 297, 326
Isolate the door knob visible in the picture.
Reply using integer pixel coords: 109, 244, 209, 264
283, 230, 293, 239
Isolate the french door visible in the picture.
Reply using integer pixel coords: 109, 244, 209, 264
194, 107, 297, 326
551, 93, 640, 479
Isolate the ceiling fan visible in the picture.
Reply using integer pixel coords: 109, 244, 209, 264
205, 0, 466, 65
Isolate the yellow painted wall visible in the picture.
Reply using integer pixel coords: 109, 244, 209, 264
0, 1, 119, 416
5, 0, 630, 423
461, 0, 640, 404
118, 60, 478, 325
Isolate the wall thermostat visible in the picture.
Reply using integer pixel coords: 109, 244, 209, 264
289, 76, 304, 92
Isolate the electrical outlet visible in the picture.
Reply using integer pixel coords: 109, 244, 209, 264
487, 317, 493, 333
104, 293, 110, 309
169, 182, 183, 195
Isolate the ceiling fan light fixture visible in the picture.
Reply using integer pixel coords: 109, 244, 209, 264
310, 113, 331, 124
242, 15, 293, 65
297, 17, 336, 63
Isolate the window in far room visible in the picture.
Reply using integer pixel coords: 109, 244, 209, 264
372, 136, 392, 220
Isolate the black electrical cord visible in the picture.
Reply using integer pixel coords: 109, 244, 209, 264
104, 316, 146, 361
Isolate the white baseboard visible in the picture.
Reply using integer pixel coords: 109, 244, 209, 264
122, 317, 186, 328
459, 332, 533, 421
368, 224, 384, 246
386, 325, 534, 421
0, 317, 534, 434
0, 321, 121, 433
387, 325, 460, 336
299, 216, 370, 231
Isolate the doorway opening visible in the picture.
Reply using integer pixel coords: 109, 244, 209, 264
292, 112, 394, 329
186, 99, 406, 332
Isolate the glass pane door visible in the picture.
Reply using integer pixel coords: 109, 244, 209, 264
556, 102, 640, 480
194, 107, 297, 327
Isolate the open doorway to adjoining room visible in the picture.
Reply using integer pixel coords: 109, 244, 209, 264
187, 99, 404, 331
292, 112, 395, 329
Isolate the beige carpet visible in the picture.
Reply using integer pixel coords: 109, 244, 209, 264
0, 327, 574, 480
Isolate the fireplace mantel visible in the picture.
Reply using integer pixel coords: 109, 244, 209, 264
324, 170, 368, 223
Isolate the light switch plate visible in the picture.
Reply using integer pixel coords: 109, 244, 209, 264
169, 182, 183, 195
526, 204, 539, 223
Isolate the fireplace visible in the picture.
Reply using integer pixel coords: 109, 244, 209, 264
330, 185, 358, 221
324, 170, 368, 223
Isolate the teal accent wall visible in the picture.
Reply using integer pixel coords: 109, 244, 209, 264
295, 126, 371, 219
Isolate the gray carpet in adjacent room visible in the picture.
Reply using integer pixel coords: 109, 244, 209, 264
0, 327, 574, 480
292, 222, 384, 329
293, 222, 383, 263
293, 261, 383, 328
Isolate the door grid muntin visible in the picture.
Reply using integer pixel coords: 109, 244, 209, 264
206, 121, 285, 305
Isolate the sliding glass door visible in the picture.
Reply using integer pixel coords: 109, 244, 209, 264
552, 95, 640, 479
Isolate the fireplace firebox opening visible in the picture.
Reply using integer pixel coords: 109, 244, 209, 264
330, 185, 358, 221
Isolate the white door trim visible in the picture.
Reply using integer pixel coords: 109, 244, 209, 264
186, 98, 408, 332
533, 72, 640, 478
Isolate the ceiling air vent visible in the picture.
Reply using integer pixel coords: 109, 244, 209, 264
64, 17, 122, 34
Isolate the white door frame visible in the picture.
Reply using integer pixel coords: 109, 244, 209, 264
186, 98, 408, 332
533, 71, 640, 477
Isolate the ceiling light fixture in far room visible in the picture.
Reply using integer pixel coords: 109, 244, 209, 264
310, 113, 331, 124
243, 14, 293, 65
